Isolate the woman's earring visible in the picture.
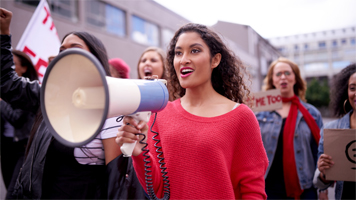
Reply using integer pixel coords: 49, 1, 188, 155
343, 99, 348, 114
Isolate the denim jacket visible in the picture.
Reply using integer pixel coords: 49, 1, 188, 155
256, 99, 323, 190
313, 110, 353, 200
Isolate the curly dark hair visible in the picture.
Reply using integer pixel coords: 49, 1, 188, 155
166, 23, 250, 102
331, 63, 356, 117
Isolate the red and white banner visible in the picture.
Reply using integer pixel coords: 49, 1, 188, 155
16, 0, 60, 82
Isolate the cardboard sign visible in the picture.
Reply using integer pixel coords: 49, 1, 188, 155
248, 89, 282, 112
324, 129, 356, 182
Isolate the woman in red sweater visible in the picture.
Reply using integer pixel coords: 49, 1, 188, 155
116, 23, 268, 199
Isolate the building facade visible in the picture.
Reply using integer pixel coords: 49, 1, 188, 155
268, 27, 356, 81
212, 21, 282, 92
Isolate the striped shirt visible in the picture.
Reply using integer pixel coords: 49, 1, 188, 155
74, 116, 123, 165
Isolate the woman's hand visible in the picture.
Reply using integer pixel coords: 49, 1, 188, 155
317, 154, 334, 182
115, 116, 148, 156
0, 8, 12, 35
318, 189, 329, 200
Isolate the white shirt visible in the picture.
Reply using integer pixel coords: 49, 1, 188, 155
74, 116, 123, 165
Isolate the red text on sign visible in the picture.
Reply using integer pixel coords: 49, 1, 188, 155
256, 97, 266, 107
255, 95, 282, 107
266, 95, 282, 104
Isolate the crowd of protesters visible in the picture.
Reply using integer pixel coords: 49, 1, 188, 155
1, 6, 355, 200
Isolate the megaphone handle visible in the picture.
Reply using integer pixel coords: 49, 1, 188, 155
121, 111, 151, 157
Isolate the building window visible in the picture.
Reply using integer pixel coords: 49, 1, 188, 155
131, 15, 159, 46
86, 1, 126, 37
105, 4, 126, 36
16, 0, 39, 6
333, 61, 351, 69
304, 62, 328, 72
48, 0, 78, 22
304, 44, 309, 50
294, 45, 298, 50
277, 47, 285, 53
162, 28, 174, 49
332, 40, 337, 47
294, 54, 299, 63
16, 0, 78, 22
341, 38, 347, 45
350, 38, 355, 45
318, 41, 326, 49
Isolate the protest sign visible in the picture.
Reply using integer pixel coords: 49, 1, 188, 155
324, 129, 356, 182
248, 89, 282, 112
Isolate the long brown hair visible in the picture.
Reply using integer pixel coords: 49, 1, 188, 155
166, 23, 250, 102
12, 50, 39, 81
262, 57, 307, 102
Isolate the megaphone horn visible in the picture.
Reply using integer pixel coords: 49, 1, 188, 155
40, 49, 169, 155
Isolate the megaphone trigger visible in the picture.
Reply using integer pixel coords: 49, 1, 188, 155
121, 111, 151, 157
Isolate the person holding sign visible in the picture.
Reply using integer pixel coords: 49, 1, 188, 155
313, 63, 356, 200
256, 57, 323, 199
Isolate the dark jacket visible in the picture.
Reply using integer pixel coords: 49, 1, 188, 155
1, 100, 36, 141
1, 35, 108, 199
1, 35, 52, 199
107, 155, 148, 200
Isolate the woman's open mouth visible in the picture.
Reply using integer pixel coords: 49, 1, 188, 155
180, 67, 194, 78
144, 69, 152, 77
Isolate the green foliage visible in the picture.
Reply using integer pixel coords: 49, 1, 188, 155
305, 78, 330, 107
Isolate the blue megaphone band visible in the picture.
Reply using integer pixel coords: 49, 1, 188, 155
134, 80, 169, 113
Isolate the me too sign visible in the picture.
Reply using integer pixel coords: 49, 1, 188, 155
16, 0, 60, 82
248, 89, 282, 112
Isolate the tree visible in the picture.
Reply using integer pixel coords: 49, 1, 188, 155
305, 78, 330, 107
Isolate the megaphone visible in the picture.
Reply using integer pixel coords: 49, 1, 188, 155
40, 48, 169, 156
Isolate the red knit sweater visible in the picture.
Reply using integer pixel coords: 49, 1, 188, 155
132, 99, 268, 199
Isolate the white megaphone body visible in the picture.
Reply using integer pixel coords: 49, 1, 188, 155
40, 48, 169, 157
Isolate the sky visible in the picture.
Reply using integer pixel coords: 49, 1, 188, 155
153, 0, 356, 39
